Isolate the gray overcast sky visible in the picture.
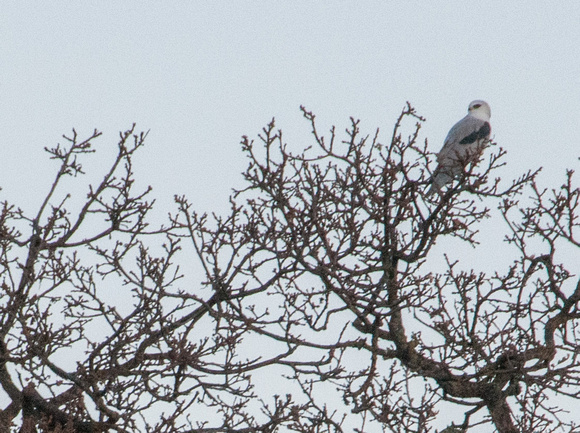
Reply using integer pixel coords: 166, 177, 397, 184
1, 2, 579, 430
1, 2, 579, 216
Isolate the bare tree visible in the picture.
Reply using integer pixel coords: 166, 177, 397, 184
0, 106, 579, 433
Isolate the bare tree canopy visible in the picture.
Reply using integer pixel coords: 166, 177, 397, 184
0, 106, 579, 433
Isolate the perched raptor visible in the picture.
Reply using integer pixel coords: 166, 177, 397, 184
427, 100, 491, 197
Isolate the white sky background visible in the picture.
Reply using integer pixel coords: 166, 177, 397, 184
1, 1, 580, 431
1, 2, 579, 217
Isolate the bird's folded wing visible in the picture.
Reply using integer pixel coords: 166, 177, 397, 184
438, 116, 490, 160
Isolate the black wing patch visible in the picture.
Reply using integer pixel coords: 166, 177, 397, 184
459, 122, 491, 145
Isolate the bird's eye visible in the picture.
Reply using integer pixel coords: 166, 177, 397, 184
473, 104, 481, 109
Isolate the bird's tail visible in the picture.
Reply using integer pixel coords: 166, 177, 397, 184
426, 171, 453, 198
425, 183, 439, 198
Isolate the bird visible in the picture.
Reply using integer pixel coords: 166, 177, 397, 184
426, 100, 491, 197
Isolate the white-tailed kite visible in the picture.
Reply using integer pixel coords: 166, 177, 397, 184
427, 100, 491, 197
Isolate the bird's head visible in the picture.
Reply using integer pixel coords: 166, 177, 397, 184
467, 100, 491, 121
